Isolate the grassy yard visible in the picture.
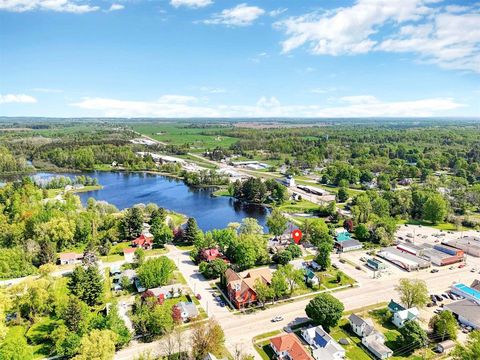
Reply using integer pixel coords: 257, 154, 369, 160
254, 340, 276, 360
398, 219, 462, 231
329, 318, 372, 360
277, 199, 319, 214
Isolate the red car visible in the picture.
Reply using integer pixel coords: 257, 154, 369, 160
459, 264, 466, 268
196, 294, 202, 300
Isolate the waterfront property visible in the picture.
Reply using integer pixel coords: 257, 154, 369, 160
132, 234, 154, 250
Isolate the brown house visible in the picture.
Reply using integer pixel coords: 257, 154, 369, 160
225, 268, 272, 309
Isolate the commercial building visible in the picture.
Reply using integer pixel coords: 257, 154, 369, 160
451, 282, 480, 304
367, 258, 387, 271
334, 230, 363, 252
421, 244, 464, 266
396, 243, 424, 257
444, 299, 480, 329
377, 247, 430, 271
442, 236, 480, 257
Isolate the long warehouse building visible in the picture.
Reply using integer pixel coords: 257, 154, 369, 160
377, 247, 431, 271
442, 237, 480, 257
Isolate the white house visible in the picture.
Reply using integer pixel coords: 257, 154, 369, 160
301, 325, 345, 360
362, 332, 393, 359
123, 247, 136, 263
58, 252, 83, 265
392, 307, 419, 328
348, 314, 375, 337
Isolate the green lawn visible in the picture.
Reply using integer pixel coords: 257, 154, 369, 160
132, 123, 238, 150
276, 199, 319, 214
398, 219, 462, 231
329, 319, 372, 360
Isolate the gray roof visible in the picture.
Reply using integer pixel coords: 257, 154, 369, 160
366, 339, 392, 357
348, 314, 366, 327
339, 239, 363, 248
348, 314, 375, 336
444, 299, 480, 326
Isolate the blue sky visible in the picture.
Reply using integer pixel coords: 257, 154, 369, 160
0, 0, 479, 118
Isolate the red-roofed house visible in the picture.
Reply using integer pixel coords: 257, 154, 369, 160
270, 334, 313, 360
132, 234, 153, 250
58, 252, 83, 265
123, 247, 136, 263
200, 248, 229, 263
225, 268, 272, 309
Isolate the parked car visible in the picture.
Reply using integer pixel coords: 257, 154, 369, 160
196, 294, 202, 300
272, 316, 284, 322
435, 295, 443, 302
459, 264, 466, 268
431, 269, 439, 273
427, 302, 435, 307
448, 293, 456, 300
360, 257, 367, 262
442, 293, 449, 299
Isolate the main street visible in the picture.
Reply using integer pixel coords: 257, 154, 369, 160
114, 244, 480, 360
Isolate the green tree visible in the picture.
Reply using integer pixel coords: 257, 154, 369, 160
151, 223, 173, 247
199, 259, 228, 279
452, 330, 480, 360
286, 244, 302, 258
398, 320, 428, 351
68, 265, 104, 306
120, 207, 143, 240
51, 325, 82, 358
229, 234, 268, 270
273, 250, 292, 265
422, 193, 448, 224
238, 218, 263, 235
106, 302, 131, 348
354, 223, 370, 241
62, 296, 90, 335
184, 218, 203, 244
301, 218, 332, 248
336, 187, 349, 203
73, 329, 117, 360
315, 242, 333, 270
0, 334, 34, 360
430, 310, 458, 341
137, 257, 176, 289
254, 279, 274, 306
305, 293, 344, 331
276, 264, 304, 295
266, 209, 288, 236
134, 248, 145, 267
395, 278, 429, 309
131, 299, 174, 340
271, 270, 289, 300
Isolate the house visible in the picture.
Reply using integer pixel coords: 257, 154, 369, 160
392, 307, 419, 328
132, 234, 154, 250
224, 268, 272, 309
304, 269, 319, 287
143, 284, 183, 303
301, 325, 345, 360
435, 340, 456, 354
444, 299, 480, 329
270, 334, 313, 360
58, 252, 84, 265
348, 314, 375, 337
134, 278, 146, 293
387, 300, 405, 313
200, 248, 224, 262
175, 301, 199, 321
362, 332, 393, 359
123, 247, 136, 263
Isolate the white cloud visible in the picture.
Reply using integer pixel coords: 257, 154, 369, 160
204, 3, 265, 27
71, 94, 464, 118
170, 0, 212, 8
199, 86, 226, 94
269, 8, 287, 17
275, 0, 480, 73
0, 0, 100, 13
0, 94, 37, 104
378, 11, 480, 73
31, 88, 63, 93
108, 4, 124, 12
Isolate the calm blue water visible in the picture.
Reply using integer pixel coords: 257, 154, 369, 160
32, 172, 268, 231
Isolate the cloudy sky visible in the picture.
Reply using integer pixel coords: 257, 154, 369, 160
1, 0, 479, 118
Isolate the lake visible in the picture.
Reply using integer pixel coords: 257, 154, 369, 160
32, 171, 269, 231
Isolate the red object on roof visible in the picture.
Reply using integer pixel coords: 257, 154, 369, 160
123, 247, 136, 254
201, 248, 221, 262
270, 334, 313, 360
132, 234, 153, 248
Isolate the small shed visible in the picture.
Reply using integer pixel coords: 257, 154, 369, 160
435, 340, 455, 353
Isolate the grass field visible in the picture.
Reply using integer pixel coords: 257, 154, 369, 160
132, 123, 238, 150
277, 199, 319, 213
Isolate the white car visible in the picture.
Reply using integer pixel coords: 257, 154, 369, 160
272, 316, 284, 322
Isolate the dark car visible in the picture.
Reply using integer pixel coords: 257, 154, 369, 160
442, 293, 449, 299
431, 269, 439, 273
435, 295, 443, 302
